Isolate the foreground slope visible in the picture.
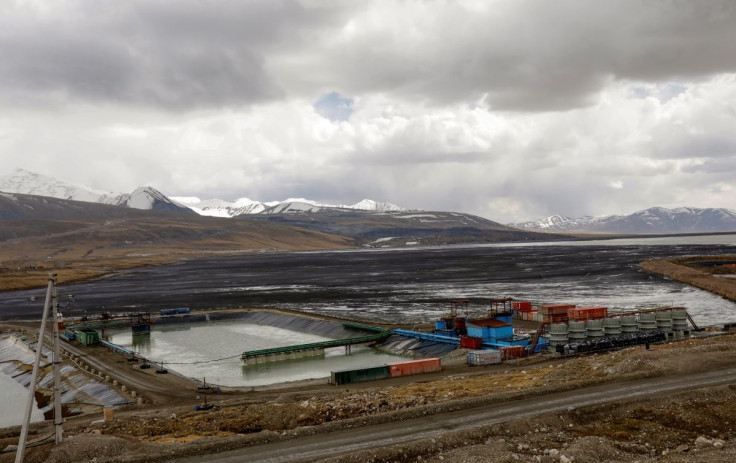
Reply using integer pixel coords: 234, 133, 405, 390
4, 328, 734, 463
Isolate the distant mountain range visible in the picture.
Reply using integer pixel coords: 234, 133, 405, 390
0, 169, 401, 217
510, 207, 736, 234
0, 168, 547, 247
171, 196, 403, 217
2, 168, 734, 237
0, 169, 193, 214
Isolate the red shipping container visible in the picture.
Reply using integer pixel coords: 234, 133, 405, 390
568, 307, 608, 321
513, 301, 533, 312
500, 346, 527, 360
539, 304, 576, 315
543, 314, 569, 323
460, 336, 483, 349
388, 358, 442, 377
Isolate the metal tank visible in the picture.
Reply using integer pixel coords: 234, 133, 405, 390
655, 310, 674, 336
637, 313, 657, 333
549, 323, 569, 347
620, 315, 638, 333
671, 309, 689, 338
585, 319, 604, 340
603, 317, 622, 337
567, 321, 587, 342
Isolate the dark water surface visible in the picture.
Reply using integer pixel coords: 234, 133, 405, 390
2, 235, 736, 324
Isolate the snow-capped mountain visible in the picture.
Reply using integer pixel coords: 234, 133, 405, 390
511, 207, 736, 234
172, 196, 404, 218
99, 186, 194, 213
0, 168, 107, 202
349, 199, 403, 212
171, 197, 267, 217
0, 168, 192, 213
1, 168, 404, 218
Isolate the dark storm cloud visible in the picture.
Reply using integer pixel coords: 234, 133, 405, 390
0, 0, 344, 110
3, 1, 736, 112
320, 0, 736, 110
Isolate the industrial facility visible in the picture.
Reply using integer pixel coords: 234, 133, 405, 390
53, 297, 702, 386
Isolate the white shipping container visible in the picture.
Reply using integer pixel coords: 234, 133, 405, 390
467, 349, 502, 366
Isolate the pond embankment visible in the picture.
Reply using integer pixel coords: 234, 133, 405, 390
640, 256, 736, 304
0, 333, 126, 430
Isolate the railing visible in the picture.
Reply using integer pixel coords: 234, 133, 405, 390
342, 322, 388, 333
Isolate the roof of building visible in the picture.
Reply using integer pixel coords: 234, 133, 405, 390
467, 318, 512, 328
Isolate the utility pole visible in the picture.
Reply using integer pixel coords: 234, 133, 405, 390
51, 277, 63, 444
15, 273, 61, 463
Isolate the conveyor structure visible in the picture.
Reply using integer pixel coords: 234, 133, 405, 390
241, 323, 391, 364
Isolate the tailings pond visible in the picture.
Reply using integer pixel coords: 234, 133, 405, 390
1, 234, 735, 325
106, 313, 408, 387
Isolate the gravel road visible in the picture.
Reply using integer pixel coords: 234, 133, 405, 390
176, 366, 736, 462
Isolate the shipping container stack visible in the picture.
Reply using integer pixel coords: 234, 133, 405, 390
331, 358, 442, 385
539, 304, 574, 324
512, 301, 539, 321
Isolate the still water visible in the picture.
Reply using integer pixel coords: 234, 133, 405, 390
107, 320, 408, 387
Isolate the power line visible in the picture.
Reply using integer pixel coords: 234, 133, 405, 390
149, 353, 242, 365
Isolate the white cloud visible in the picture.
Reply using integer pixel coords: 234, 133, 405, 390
0, 1, 735, 222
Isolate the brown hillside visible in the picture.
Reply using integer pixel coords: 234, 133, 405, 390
0, 215, 352, 291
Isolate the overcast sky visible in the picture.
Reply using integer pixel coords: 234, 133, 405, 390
1, 0, 735, 222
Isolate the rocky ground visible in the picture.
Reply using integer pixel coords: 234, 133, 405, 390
2, 332, 734, 463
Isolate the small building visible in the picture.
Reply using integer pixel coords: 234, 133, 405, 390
76, 329, 100, 346
466, 318, 513, 343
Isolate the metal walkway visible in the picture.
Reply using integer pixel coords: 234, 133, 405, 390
241, 324, 391, 363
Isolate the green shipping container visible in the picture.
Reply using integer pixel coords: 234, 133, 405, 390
76, 329, 100, 346
330, 365, 390, 385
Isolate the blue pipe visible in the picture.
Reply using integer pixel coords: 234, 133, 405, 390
99, 339, 135, 356
390, 329, 460, 344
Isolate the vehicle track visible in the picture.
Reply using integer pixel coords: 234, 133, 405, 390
176, 366, 736, 462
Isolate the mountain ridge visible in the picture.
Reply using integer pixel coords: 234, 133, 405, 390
0, 168, 402, 217
0, 168, 193, 214
510, 207, 736, 234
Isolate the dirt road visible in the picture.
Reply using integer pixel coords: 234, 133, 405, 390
176, 366, 736, 463
60, 337, 209, 406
